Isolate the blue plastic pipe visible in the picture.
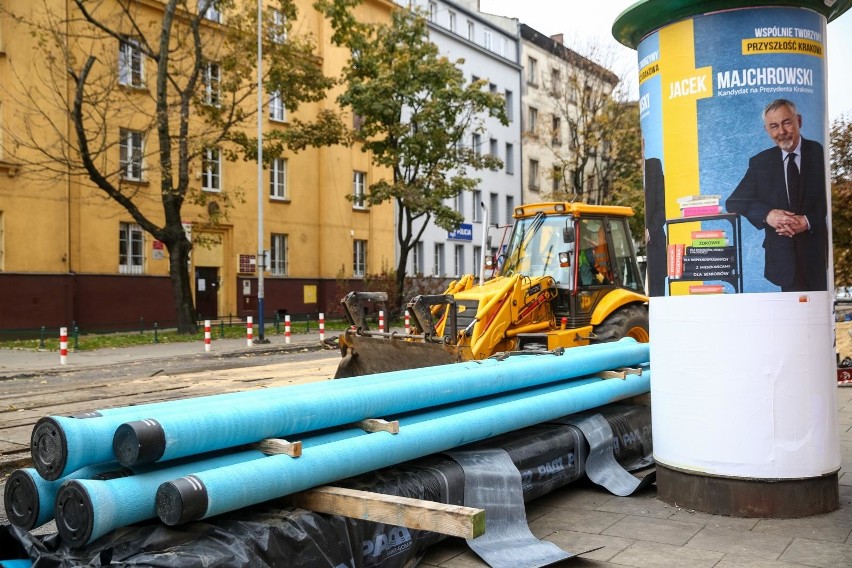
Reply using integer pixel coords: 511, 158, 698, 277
117, 340, 649, 468
54, 449, 266, 547
0, 560, 32, 568
157, 370, 651, 524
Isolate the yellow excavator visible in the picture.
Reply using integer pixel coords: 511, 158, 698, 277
335, 202, 649, 377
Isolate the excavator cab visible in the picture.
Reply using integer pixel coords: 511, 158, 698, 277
335, 202, 648, 378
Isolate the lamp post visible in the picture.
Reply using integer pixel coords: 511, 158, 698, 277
255, 0, 267, 343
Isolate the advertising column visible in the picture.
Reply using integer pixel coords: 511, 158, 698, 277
615, 0, 848, 517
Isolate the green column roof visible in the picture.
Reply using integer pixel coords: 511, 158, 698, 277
613, 0, 852, 48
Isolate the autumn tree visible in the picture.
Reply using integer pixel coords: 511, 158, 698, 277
317, 1, 507, 307
831, 113, 852, 286
535, 35, 640, 207
1, 0, 344, 333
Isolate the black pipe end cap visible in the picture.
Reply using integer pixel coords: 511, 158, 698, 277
156, 475, 208, 526
31, 417, 68, 481
4, 469, 39, 530
113, 419, 166, 467
55, 480, 94, 548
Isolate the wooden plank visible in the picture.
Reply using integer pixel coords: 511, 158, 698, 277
291, 485, 485, 539
252, 438, 302, 457
355, 418, 399, 434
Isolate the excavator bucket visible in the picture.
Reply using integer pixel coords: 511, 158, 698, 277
334, 330, 460, 378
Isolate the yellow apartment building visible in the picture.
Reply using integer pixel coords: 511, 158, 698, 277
0, 0, 396, 332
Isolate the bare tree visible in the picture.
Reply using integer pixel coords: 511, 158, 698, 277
1, 0, 344, 332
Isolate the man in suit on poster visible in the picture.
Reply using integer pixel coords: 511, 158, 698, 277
643, 156, 667, 297
725, 99, 828, 292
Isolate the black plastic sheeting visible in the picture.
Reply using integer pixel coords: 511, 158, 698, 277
0, 403, 652, 568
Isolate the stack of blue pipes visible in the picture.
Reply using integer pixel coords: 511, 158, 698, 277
4, 338, 650, 550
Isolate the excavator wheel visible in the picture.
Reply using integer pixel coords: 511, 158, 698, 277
593, 304, 649, 343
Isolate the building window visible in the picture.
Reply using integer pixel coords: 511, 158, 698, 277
433, 243, 445, 276
118, 38, 144, 88
527, 57, 538, 85
489, 193, 499, 225
270, 233, 288, 276
269, 91, 286, 122
413, 241, 424, 274
199, 0, 221, 23
505, 143, 514, 174
472, 190, 482, 222
270, 158, 287, 199
119, 222, 144, 274
353, 239, 367, 277
119, 129, 145, 181
473, 245, 481, 277
271, 9, 287, 44
455, 192, 464, 216
483, 30, 493, 51
527, 106, 538, 134
498, 37, 507, 57
201, 147, 221, 192
353, 171, 366, 209
448, 11, 456, 32
203, 62, 221, 106
429, 2, 437, 21
472, 133, 482, 156
467, 20, 474, 41
552, 115, 561, 145
552, 166, 562, 192
551, 68, 561, 94
505, 196, 515, 224
454, 245, 464, 277
489, 138, 498, 157
529, 159, 540, 190
505, 90, 514, 122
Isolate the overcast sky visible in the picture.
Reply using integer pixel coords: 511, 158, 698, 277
479, 0, 852, 120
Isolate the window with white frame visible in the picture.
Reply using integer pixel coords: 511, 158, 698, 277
527, 57, 538, 85
466, 20, 474, 41
472, 133, 481, 156
527, 106, 538, 134
498, 37, 507, 57
353, 239, 367, 277
489, 193, 499, 225
505, 196, 515, 224
199, 0, 221, 23
448, 11, 456, 32
455, 192, 464, 216
483, 30, 493, 51
505, 90, 513, 122
270, 158, 287, 199
433, 243, 445, 276
271, 9, 287, 44
472, 190, 482, 222
551, 68, 561, 94
269, 91, 286, 122
201, 147, 221, 191
505, 143, 514, 174
529, 159, 540, 190
119, 129, 145, 181
119, 222, 144, 274
429, 2, 437, 21
489, 138, 498, 157
454, 245, 464, 276
353, 170, 366, 209
118, 38, 144, 88
202, 62, 220, 106
413, 241, 424, 274
270, 233, 288, 276
473, 245, 481, 277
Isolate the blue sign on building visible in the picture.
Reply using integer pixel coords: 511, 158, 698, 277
448, 223, 473, 242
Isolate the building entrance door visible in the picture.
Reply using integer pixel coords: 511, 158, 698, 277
195, 267, 219, 320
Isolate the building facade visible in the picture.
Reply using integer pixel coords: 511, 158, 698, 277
404, 0, 522, 280
0, 0, 396, 332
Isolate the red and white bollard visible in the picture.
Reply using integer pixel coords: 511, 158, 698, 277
59, 327, 68, 365
246, 316, 253, 346
404, 310, 411, 334
204, 320, 211, 352
284, 314, 291, 344
319, 312, 325, 342
379, 310, 385, 333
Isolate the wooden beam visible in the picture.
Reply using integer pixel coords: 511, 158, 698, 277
251, 438, 302, 457
355, 418, 400, 434
291, 485, 485, 539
